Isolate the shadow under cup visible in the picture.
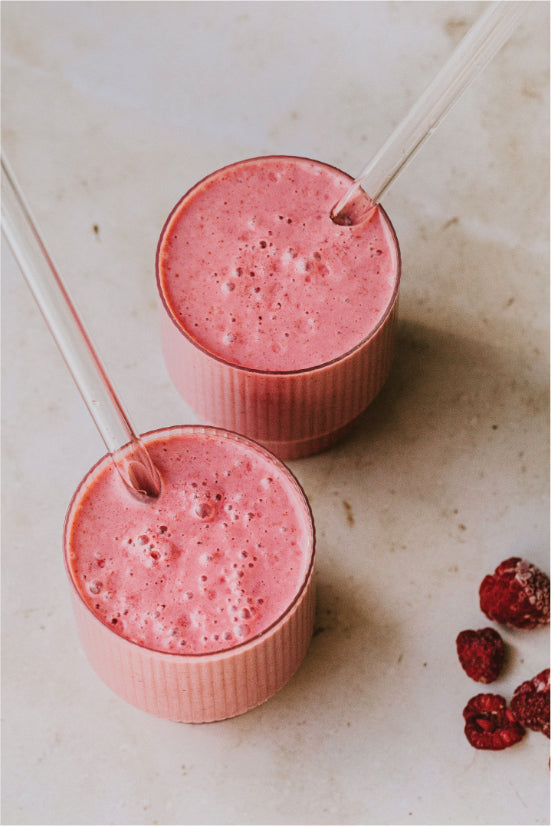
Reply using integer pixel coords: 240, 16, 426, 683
156, 156, 402, 460
64, 425, 316, 723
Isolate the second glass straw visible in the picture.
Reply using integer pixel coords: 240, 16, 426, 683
331, 0, 524, 224
1, 157, 161, 500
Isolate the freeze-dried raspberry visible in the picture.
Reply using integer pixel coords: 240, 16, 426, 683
463, 693, 525, 750
456, 628, 505, 683
510, 668, 550, 738
479, 557, 550, 629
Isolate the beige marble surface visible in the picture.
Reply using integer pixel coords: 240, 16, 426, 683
2, 2, 549, 824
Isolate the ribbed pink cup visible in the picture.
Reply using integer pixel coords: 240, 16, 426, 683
156, 157, 401, 460
64, 425, 315, 723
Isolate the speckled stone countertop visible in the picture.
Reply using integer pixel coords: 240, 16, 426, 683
2, 2, 549, 824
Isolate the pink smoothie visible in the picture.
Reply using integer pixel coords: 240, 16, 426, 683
156, 156, 401, 459
65, 426, 314, 657
157, 156, 399, 372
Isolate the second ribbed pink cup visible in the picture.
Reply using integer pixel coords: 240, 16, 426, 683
156, 156, 401, 460
64, 425, 315, 723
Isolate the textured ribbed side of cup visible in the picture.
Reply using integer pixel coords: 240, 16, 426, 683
161, 297, 398, 458
71, 569, 315, 723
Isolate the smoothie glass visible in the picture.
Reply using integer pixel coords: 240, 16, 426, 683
64, 424, 316, 723
156, 156, 401, 460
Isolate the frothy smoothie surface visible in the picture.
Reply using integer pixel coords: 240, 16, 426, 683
66, 428, 313, 655
157, 156, 399, 372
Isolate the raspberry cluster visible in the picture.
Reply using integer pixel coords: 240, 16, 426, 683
456, 557, 549, 751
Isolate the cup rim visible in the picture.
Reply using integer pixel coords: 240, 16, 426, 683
63, 424, 316, 661
155, 154, 402, 377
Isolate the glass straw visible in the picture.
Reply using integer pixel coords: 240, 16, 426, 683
331, 0, 525, 225
1, 156, 161, 499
